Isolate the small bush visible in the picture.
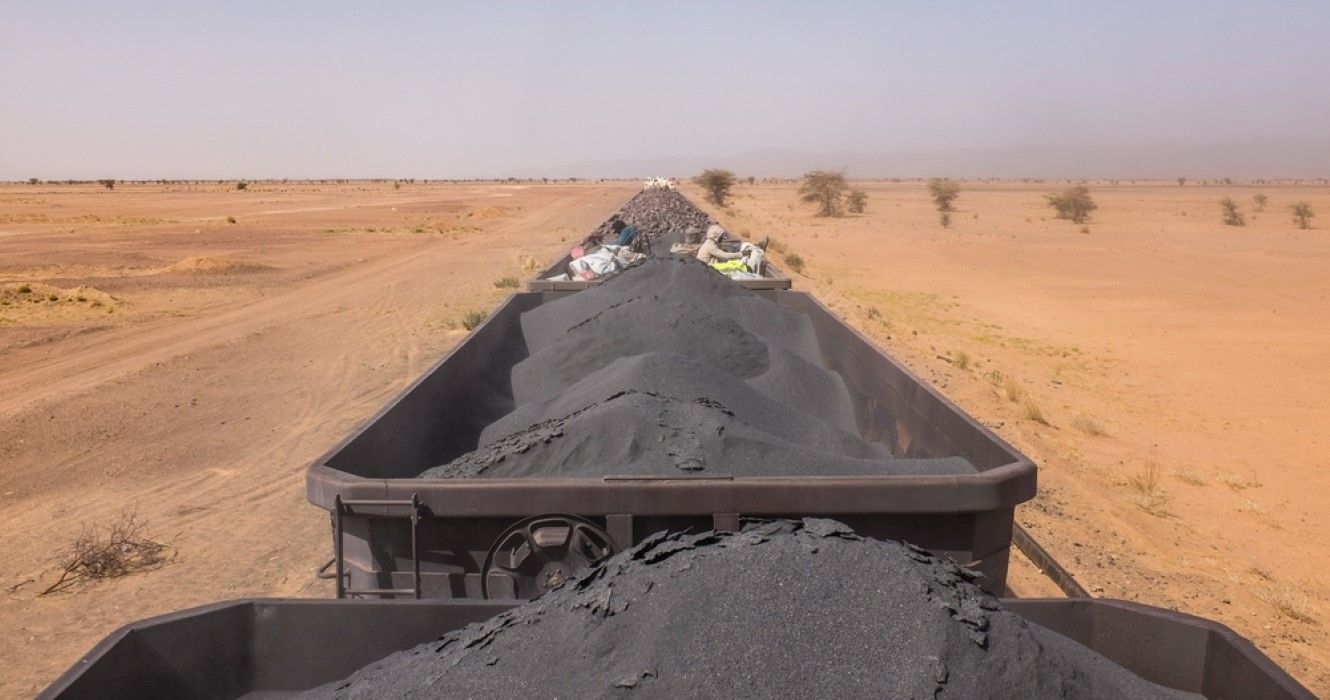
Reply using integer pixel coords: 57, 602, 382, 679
17, 284, 32, 294
1173, 469, 1207, 486
236, 181, 248, 191
226, 216, 237, 224
940, 211, 952, 228
41, 511, 173, 595
847, 189, 868, 214
784, 253, 805, 274
798, 170, 848, 217
461, 309, 487, 331
1003, 377, 1024, 403
493, 275, 519, 289
47, 293, 59, 302
1257, 586, 1318, 624
1045, 186, 1097, 224
1291, 202, 1314, 229
98, 179, 115, 190
952, 351, 970, 370
1021, 398, 1049, 425
1221, 198, 1245, 226
1253, 193, 1268, 211
1071, 414, 1108, 436
1127, 460, 1172, 516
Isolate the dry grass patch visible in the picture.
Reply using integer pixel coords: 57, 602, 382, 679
1003, 377, 1024, 403
460, 309, 488, 331
1258, 585, 1318, 625
1071, 414, 1108, 436
493, 275, 520, 289
1173, 468, 1207, 486
41, 511, 174, 595
952, 350, 971, 370
1218, 470, 1262, 490
783, 252, 805, 274
1127, 460, 1172, 517
1021, 397, 1049, 425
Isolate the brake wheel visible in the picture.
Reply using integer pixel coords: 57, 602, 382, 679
483, 514, 618, 599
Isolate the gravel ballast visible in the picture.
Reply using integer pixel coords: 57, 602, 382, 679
306, 519, 1195, 699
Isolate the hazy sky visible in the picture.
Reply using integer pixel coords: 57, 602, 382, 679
3, 1, 1328, 178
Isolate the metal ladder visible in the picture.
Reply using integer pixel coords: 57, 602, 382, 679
332, 493, 422, 599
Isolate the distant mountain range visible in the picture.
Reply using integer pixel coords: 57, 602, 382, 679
506, 141, 1330, 180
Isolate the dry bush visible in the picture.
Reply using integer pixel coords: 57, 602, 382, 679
461, 309, 487, 331
1218, 471, 1261, 490
694, 168, 737, 207
493, 275, 519, 289
784, 253, 805, 274
226, 216, 237, 224
1127, 460, 1172, 516
1003, 377, 1024, 403
766, 237, 788, 255
1253, 193, 1268, 211
847, 189, 868, 214
798, 170, 848, 217
1045, 186, 1097, 224
1071, 414, 1108, 436
952, 350, 970, 370
41, 511, 174, 595
521, 255, 542, 272
1258, 585, 1318, 624
1021, 397, 1049, 425
1173, 468, 1207, 486
1291, 201, 1315, 229
1221, 198, 1246, 226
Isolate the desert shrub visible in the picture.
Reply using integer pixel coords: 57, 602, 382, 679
1177, 177, 1186, 186
1291, 202, 1314, 229
1003, 377, 1024, 403
1072, 414, 1108, 436
784, 252, 805, 274
461, 309, 487, 330
236, 181, 248, 191
1045, 186, 1097, 224
952, 351, 970, 370
847, 189, 868, 214
694, 169, 737, 206
940, 211, 952, 228
493, 275, 519, 289
41, 511, 173, 595
98, 179, 115, 190
746, 176, 756, 185
1253, 193, 1268, 211
798, 170, 848, 217
1022, 398, 1049, 425
927, 178, 960, 212
17, 284, 31, 294
226, 216, 237, 224
1221, 198, 1245, 226
1128, 459, 1172, 516
47, 293, 59, 302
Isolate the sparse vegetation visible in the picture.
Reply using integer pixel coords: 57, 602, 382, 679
694, 169, 737, 207
1253, 193, 1267, 211
1079, 225, 1090, 234
461, 309, 487, 331
766, 237, 787, 255
236, 181, 248, 191
798, 169, 849, 217
1045, 186, 1097, 224
1002, 377, 1024, 403
952, 350, 970, 370
1218, 470, 1262, 490
226, 216, 237, 224
784, 252, 805, 274
17, 285, 31, 294
928, 179, 960, 227
1173, 468, 1207, 486
493, 275, 519, 289
1176, 177, 1186, 186
847, 189, 868, 214
1127, 459, 1172, 516
1221, 198, 1245, 226
1071, 414, 1108, 436
98, 179, 115, 190
40, 510, 173, 595
1021, 397, 1049, 425
1257, 585, 1318, 624
1291, 201, 1314, 229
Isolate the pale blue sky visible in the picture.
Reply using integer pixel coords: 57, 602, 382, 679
2, 1, 1328, 178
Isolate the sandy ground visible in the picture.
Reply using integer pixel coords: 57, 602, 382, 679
0, 181, 633, 697
1, 180, 1326, 696
689, 180, 1330, 694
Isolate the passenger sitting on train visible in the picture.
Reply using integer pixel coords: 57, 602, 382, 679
609, 216, 639, 247
696, 225, 743, 265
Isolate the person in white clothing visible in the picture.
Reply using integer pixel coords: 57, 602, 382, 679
695, 225, 743, 265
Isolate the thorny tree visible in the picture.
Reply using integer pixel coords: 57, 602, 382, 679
799, 169, 849, 217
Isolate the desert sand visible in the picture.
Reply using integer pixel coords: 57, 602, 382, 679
1, 180, 1327, 696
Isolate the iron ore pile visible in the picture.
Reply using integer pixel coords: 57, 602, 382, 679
420, 256, 975, 478
306, 519, 1195, 699
583, 186, 716, 247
